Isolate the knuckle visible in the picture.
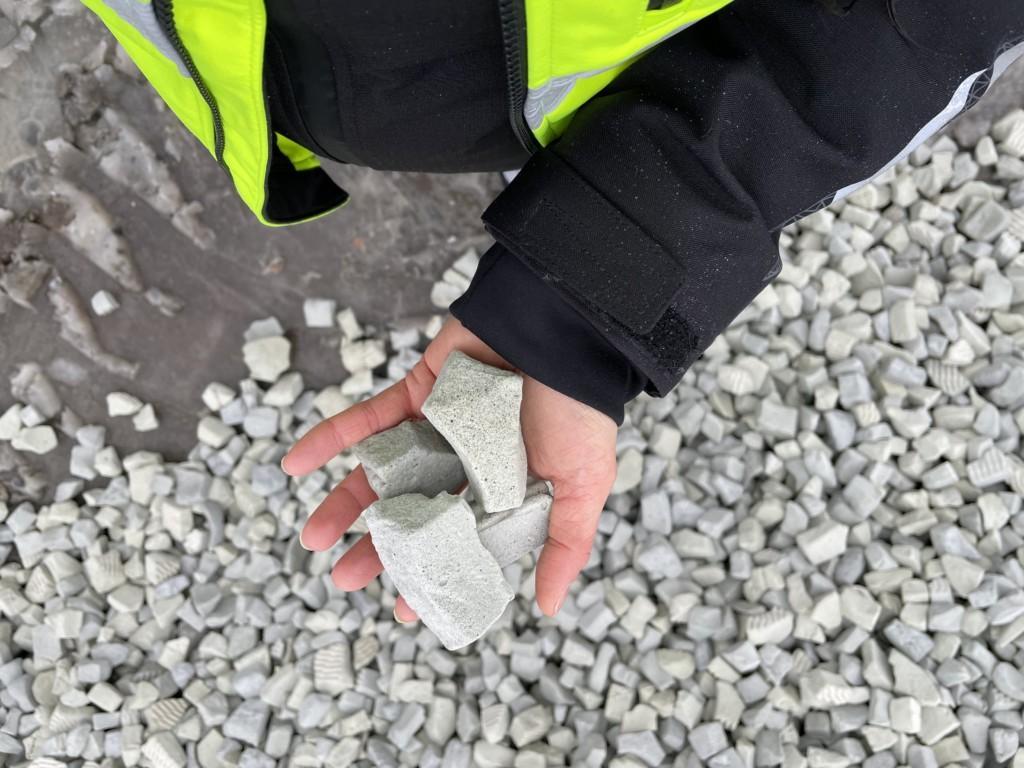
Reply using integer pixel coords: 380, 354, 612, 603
326, 414, 353, 452
547, 516, 595, 557
406, 361, 437, 403
545, 532, 594, 570
358, 402, 382, 437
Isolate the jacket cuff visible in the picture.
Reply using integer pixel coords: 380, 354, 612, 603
483, 150, 683, 335
483, 147, 781, 398
450, 243, 647, 424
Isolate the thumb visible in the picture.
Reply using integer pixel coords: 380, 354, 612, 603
533, 484, 607, 616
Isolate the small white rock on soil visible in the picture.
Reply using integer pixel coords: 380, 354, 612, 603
303, 297, 336, 328
89, 289, 119, 316
105, 391, 143, 417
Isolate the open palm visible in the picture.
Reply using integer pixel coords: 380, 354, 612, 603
282, 318, 618, 621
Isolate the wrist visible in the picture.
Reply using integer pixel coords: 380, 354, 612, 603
450, 243, 647, 425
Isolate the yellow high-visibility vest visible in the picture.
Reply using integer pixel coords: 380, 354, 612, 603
512, 0, 732, 147
81, 0, 732, 225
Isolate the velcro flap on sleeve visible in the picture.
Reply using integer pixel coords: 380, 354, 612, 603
483, 151, 682, 335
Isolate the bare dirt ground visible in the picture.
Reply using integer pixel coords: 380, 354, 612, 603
0, 7, 502, 493
0, 6, 1022, 496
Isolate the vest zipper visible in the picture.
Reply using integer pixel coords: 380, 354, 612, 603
498, 0, 540, 154
152, 0, 227, 167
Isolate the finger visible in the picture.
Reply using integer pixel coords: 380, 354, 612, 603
534, 487, 606, 616
423, 318, 510, 373
300, 466, 377, 551
331, 534, 384, 591
282, 380, 414, 476
394, 596, 418, 624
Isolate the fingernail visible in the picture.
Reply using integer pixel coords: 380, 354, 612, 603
550, 588, 568, 617
298, 529, 313, 551
393, 608, 408, 625
280, 456, 292, 475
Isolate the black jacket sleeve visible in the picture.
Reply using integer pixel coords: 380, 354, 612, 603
452, 0, 1024, 423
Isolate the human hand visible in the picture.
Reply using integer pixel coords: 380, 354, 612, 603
282, 318, 618, 620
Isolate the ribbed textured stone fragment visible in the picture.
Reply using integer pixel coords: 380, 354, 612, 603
800, 669, 870, 708
421, 351, 527, 513
314, 643, 354, 695
141, 732, 186, 768
364, 492, 513, 649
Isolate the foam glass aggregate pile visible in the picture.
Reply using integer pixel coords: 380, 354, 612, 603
2, 110, 1024, 767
